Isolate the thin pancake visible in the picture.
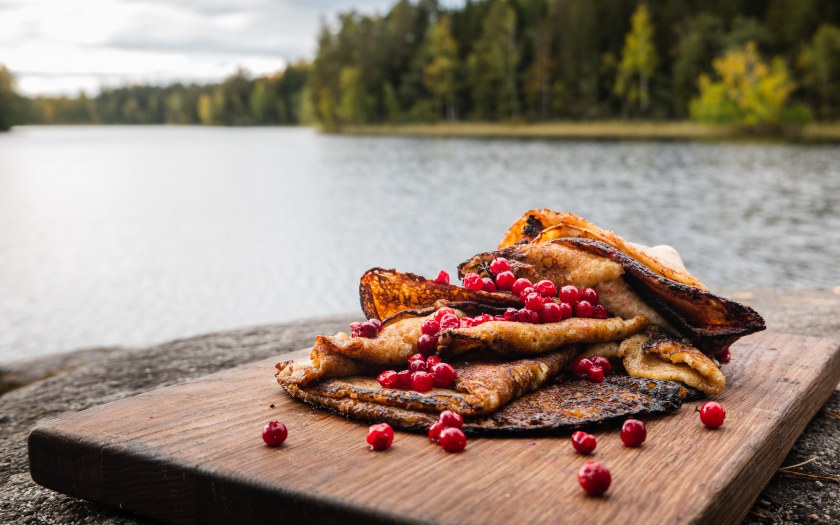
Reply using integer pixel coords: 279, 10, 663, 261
436, 315, 649, 358
282, 375, 691, 435
280, 347, 578, 417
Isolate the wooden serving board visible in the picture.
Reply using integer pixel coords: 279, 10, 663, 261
29, 332, 840, 525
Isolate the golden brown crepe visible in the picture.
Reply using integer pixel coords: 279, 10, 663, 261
436, 315, 649, 358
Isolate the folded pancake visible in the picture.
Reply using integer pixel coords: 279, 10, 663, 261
616, 328, 726, 395
458, 239, 764, 354
498, 209, 707, 289
283, 373, 691, 434
436, 315, 649, 358
360, 267, 520, 321
281, 347, 578, 418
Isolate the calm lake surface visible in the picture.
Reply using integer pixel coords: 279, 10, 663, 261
1, 126, 838, 362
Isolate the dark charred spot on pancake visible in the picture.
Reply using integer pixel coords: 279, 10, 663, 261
523, 214, 545, 240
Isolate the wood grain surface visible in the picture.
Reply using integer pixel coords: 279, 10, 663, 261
28, 331, 840, 525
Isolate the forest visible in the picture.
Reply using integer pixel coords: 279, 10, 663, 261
1, 0, 840, 131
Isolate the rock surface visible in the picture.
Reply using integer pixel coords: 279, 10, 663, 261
1, 290, 839, 525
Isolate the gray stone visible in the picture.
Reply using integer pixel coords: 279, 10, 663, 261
1, 291, 839, 524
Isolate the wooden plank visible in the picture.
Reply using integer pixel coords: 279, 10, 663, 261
28, 331, 840, 525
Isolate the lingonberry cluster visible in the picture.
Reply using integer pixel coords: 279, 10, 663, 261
571, 355, 613, 384
377, 353, 457, 393
428, 410, 467, 452
349, 318, 383, 338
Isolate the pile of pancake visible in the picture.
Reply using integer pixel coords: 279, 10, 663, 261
276, 210, 765, 434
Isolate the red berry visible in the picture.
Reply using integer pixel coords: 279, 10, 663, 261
366, 423, 394, 451
580, 287, 599, 304
494, 314, 506, 321
439, 427, 467, 452
459, 317, 475, 328
590, 356, 612, 375
587, 365, 604, 383
439, 410, 464, 428
377, 370, 400, 389
439, 313, 460, 330
262, 421, 288, 446
503, 307, 518, 321
620, 419, 647, 447
716, 347, 731, 364
517, 307, 539, 324
574, 300, 594, 318
481, 278, 497, 293
572, 357, 594, 378
525, 292, 545, 311
357, 322, 378, 338
490, 257, 511, 274
571, 431, 597, 454
349, 322, 362, 337
463, 273, 483, 291
421, 319, 440, 336
495, 271, 516, 291
518, 286, 536, 302
426, 355, 441, 368
559, 285, 581, 303
558, 302, 573, 319
434, 270, 450, 284
535, 280, 557, 297
592, 304, 608, 319
368, 319, 383, 331
408, 353, 425, 362
433, 307, 455, 321
540, 301, 563, 323
411, 371, 435, 392
512, 278, 533, 296
473, 313, 494, 325
578, 461, 611, 495
428, 421, 444, 442
432, 362, 457, 388
699, 401, 726, 428
396, 370, 411, 389
409, 359, 428, 373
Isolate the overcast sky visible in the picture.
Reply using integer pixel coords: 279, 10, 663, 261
0, 0, 406, 96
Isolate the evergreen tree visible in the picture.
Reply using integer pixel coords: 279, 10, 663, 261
468, 0, 519, 120
423, 15, 459, 121
799, 24, 840, 119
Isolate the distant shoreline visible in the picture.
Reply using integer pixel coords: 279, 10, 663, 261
326, 121, 840, 142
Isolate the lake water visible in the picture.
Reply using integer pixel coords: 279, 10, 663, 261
1, 126, 838, 363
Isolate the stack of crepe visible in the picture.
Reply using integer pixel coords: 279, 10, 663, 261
276, 211, 764, 434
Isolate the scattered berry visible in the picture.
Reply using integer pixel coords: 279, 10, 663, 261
262, 421, 288, 447
503, 307, 518, 321
592, 304, 608, 319
366, 423, 394, 451
589, 356, 612, 375
396, 370, 412, 389
421, 319, 440, 336
473, 313, 494, 325
559, 285, 581, 303
349, 322, 362, 337
432, 362, 457, 388
716, 347, 731, 364
490, 257, 511, 274
408, 353, 425, 362
699, 401, 726, 428
495, 271, 516, 291
463, 273, 483, 291
571, 431, 597, 454
459, 317, 475, 328
434, 270, 450, 284
518, 286, 536, 302
620, 419, 647, 447
525, 292, 545, 311
580, 287, 599, 304
409, 359, 428, 373
572, 357, 594, 378
439, 410, 464, 428
540, 301, 563, 323
439, 313, 460, 330
439, 427, 467, 453
368, 319, 383, 331
481, 278, 497, 293
512, 278, 533, 296
558, 302, 573, 319
574, 300, 594, 318
517, 307, 540, 324
535, 280, 557, 297
428, 421, 444, 442
377, 370, 400, 389
587, 365, 604, 383
433, 307, 455, 322
411, 371, 435, 392
578, 461, 611, 495
426, 355, 442, 368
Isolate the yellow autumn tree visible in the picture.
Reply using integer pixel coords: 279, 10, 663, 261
690, 42, 808, 127
614, 4, 658, 115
